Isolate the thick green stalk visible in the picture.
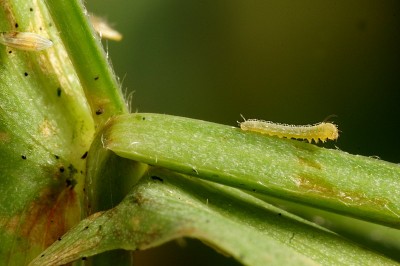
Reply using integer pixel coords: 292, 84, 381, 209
0, 0, 128, 263
0, 0, 96, 264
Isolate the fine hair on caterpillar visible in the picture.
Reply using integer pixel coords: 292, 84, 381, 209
239, 115, 339, 143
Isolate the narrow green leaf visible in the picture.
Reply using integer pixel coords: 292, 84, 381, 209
103, 113, 400, 228
30, 168, 399, 266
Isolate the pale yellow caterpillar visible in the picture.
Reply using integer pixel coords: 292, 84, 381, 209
0, 32, 53, 51
239, 118, 339, 143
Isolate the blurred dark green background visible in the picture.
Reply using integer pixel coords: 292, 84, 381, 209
86, 1, 400, 265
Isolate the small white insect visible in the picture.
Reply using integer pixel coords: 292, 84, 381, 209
0, 31, 53, 51
239, 117, 339, 143
89, 14, 122, 41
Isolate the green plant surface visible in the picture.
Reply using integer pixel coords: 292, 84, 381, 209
0, 0, 126, 263
29, 168, 399, 266
257, 194, 400, 261
44, 0, 128, 124
1, 0, 400, 265
0, 0, 93, 264
103, 113, 400, 228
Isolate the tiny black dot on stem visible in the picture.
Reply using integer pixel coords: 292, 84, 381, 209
95, 108, 104, 115
30, 8, 33, 11
94, 76, 99, 80
15, 23, 19, 28
24, 72, 28, 77
8, 50, 12, 54
66, 178, 77, 188
59, 166, 65, 173
82, 257, 87, 261
81, 151, 88, 159
57, 87, 62, 97
21, 155, 27, 160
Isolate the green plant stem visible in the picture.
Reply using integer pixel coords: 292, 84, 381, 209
44, 0, 128, 125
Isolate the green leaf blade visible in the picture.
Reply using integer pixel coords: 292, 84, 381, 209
30, 169, 399, 266
104, 113, 400, 228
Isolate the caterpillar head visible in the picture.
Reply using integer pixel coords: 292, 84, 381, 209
323, 123, 339, 140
